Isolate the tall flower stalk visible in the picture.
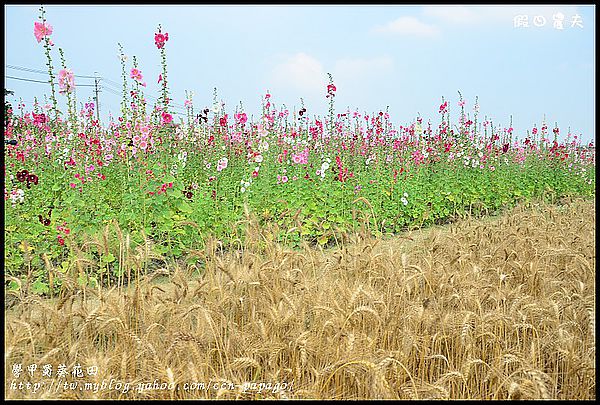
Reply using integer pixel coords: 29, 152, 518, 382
326, 73, 336, 137
118, 43, 129, 123
58, 48, 77, 124
155, 25, 170, 115
473, 96, 480, 138
130, 56, 147, 124
184, 90, 194, 131
35, 6, 58, 120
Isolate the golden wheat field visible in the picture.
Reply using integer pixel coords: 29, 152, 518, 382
4, 197, 596, 400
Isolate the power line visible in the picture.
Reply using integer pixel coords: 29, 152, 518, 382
9, 65, 188, 107
101, 86, 186, 112
102, 77, 123, 88
6, 75, 96, 87
7, 64, 188, 107
6, 64, 99, 79
6, 75, 50, 84
100, 80, 185, 109
102, 87, 121, 96
7, 64, 189, 112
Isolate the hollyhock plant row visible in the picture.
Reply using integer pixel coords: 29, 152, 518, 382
3, 9, 595, 294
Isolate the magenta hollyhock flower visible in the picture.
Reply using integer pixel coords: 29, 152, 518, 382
161, 112, 173, 124
34, 21, 53, 43
439, 101, 448, 114
234, 112, 248, 125
155, 31, 169, 49
326, 84, 337, 97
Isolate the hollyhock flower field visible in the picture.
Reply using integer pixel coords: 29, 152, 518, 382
4, 9, 595, 295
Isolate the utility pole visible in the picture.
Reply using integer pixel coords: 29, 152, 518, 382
94, 72, 100, 122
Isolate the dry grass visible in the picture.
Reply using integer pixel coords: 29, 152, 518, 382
4, 198, 595, 399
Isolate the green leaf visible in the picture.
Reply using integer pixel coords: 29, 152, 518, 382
77, 274, 89, 286
88, 277, 98, 288
176, 199, 193, 214
101, 253, 116, 264
32, 279, 50, 294
8, 280, 20, 291
59, 261, 70, 273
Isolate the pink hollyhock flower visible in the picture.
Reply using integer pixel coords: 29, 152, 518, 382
291, 148, 309, 165
34, 21, 53, 43
217, 157, 228, 171
58, 69, 75, 94
140, 125, 151, 136
130, 68, 143, 80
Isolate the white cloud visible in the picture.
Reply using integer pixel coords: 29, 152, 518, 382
373, 16, 440, 37
269, 52, 327, 96
265, 54, 396, 116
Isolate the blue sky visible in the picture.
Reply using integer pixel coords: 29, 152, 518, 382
4, 4, 595, 143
